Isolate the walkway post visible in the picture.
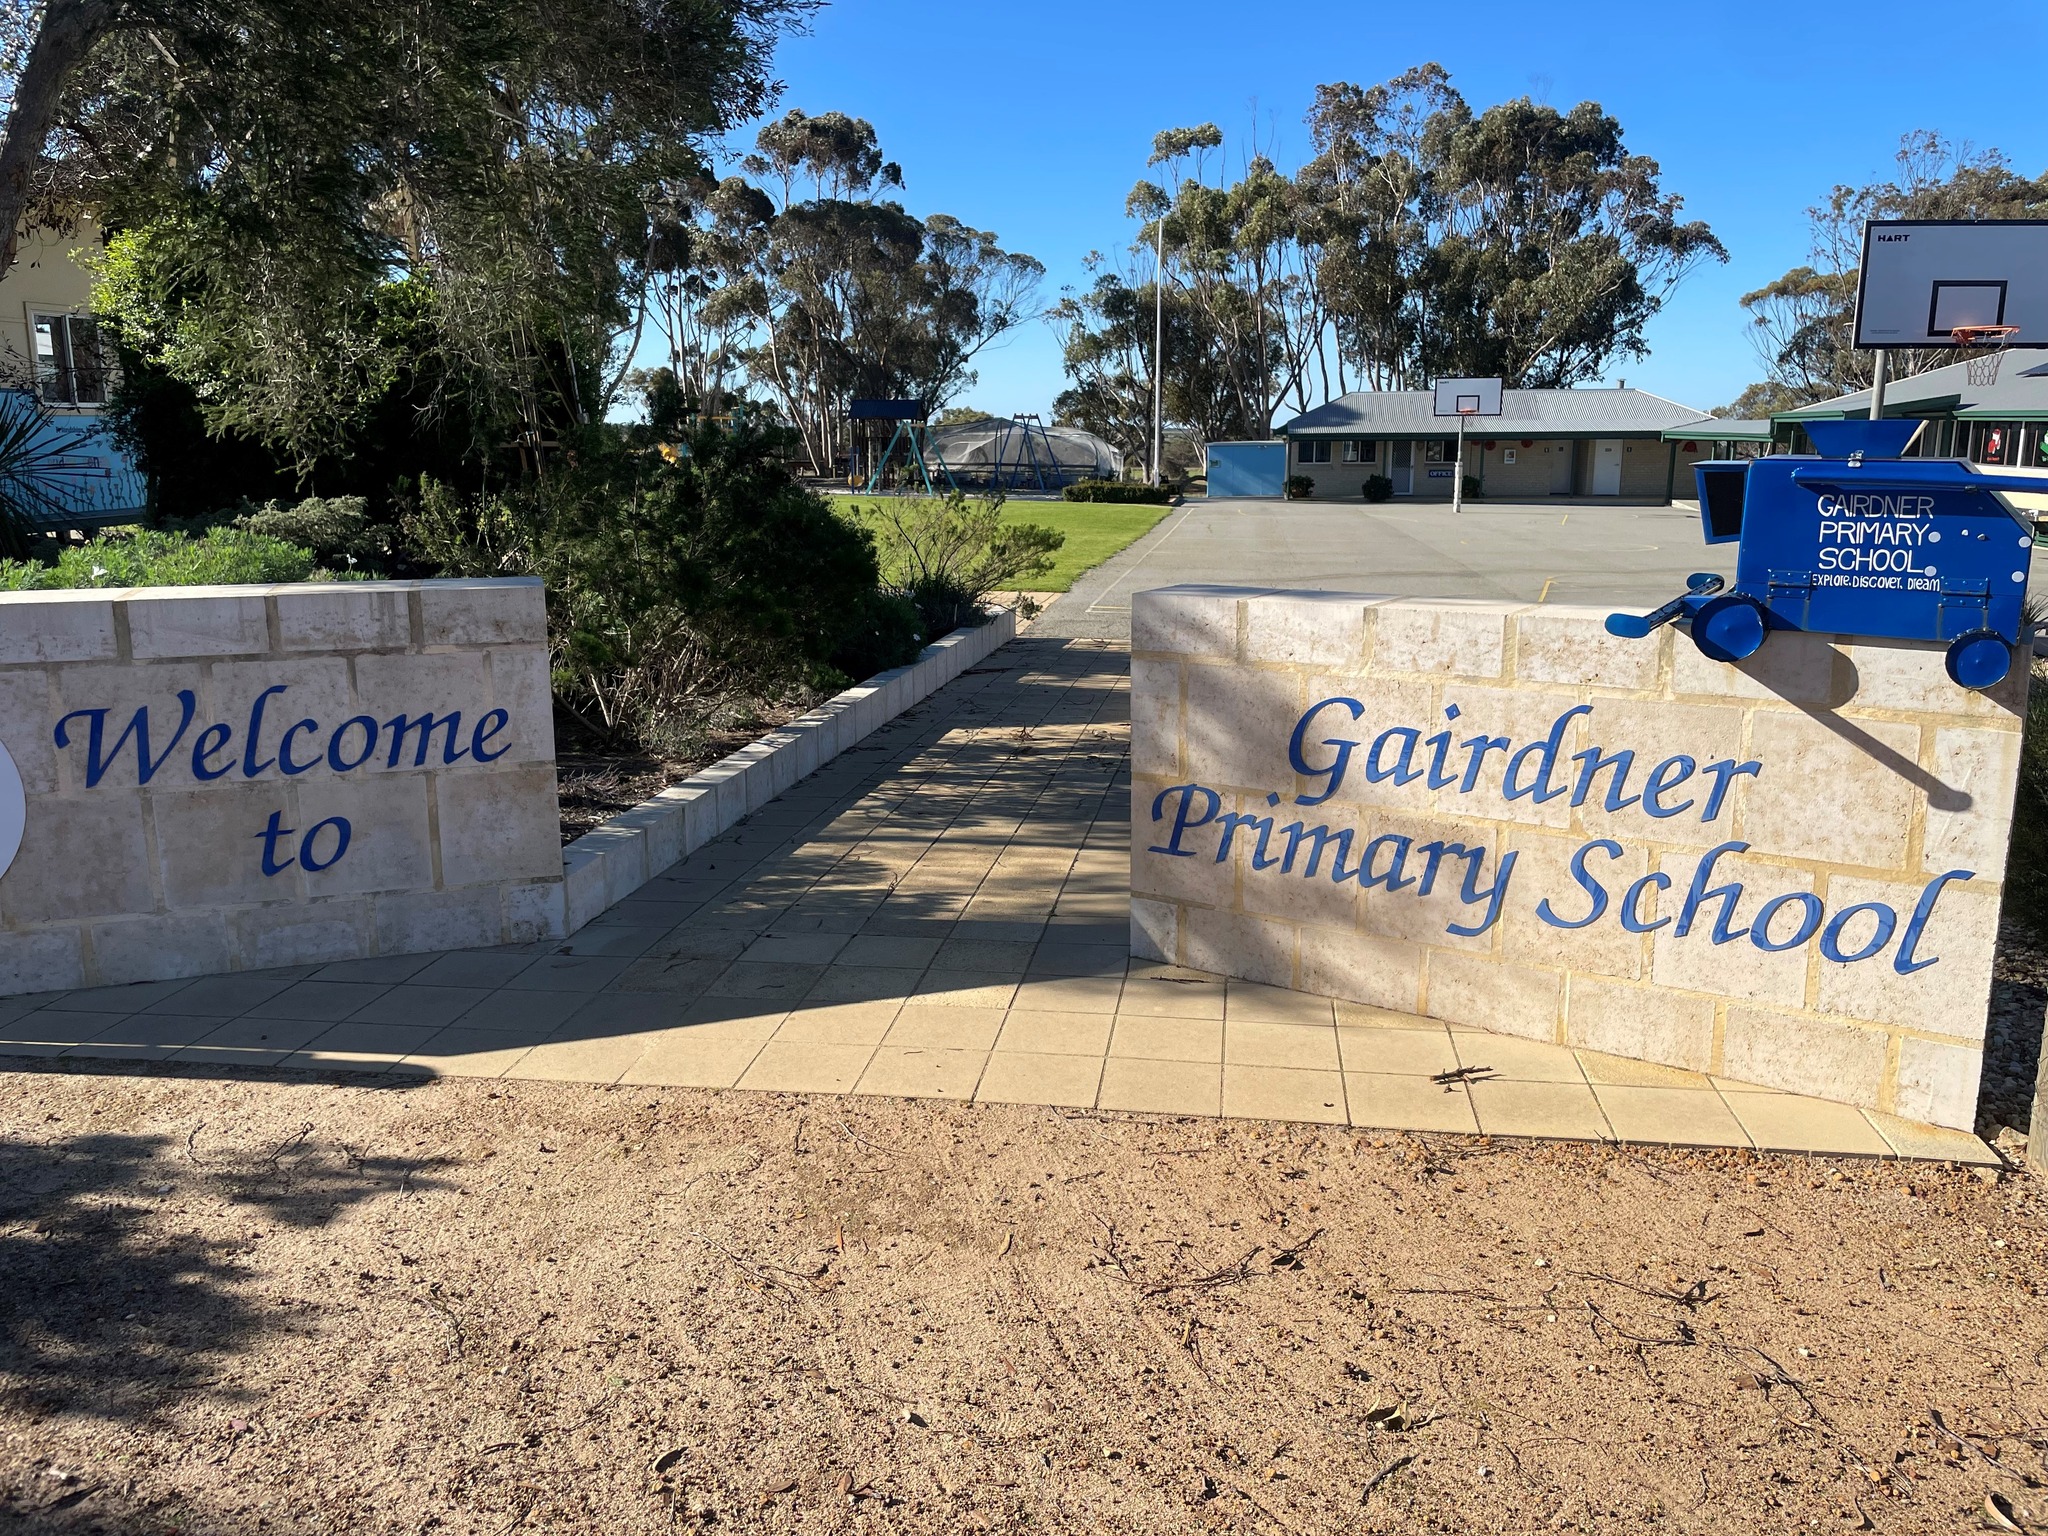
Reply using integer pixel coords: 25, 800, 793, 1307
1451, 415, 1466, 514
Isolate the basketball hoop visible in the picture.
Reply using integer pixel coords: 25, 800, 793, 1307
1953, 324, 2021, 386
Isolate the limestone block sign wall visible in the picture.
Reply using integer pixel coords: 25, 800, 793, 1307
1129, 586, 2024, 1130
0, 579, 563, 994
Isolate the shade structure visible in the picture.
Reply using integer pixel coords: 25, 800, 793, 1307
925, 418, 1123, 489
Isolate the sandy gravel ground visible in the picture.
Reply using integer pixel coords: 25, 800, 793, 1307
1, 1064, 2041, 1536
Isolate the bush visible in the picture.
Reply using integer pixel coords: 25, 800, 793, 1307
406, 420, 896, 749
1462, 474, 1482, 501
1284, 474, 1314, 500
0, 527, 318, 589
231, 494, 391, 573
830, 588, 926, 682
1062, 480, 1171, 505
1362, 474, 1393, 502
852, 491, 1065, 637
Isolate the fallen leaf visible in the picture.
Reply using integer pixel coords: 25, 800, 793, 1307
834, 1471, 854, 1498
1985, 1491, 2025, 1533
999, 1231, 1014, 1257
652, 1448, 684, 1476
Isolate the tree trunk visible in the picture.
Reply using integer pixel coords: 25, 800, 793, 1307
0, 0, 119, 278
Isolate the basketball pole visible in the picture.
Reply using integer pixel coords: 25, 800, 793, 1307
1868, 350, 1888, 422
1452, 415, 1466, 514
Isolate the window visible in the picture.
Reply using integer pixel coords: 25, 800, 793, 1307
31, 313, 108, 407
1424, 439, 1449, 463
1297, 439, 1330, 464
1342, 439, 1376, 464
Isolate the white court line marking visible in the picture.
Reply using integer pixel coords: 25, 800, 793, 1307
1085, 501, 1202, 613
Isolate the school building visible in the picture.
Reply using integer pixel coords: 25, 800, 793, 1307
1270, 387, 1735, 504
1773, 353, 2048, 468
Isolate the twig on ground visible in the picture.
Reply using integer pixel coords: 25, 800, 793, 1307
1360, 1454, 1415, 1504
1141, 1246, 1264, 1299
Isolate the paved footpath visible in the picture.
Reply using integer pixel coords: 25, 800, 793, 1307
0, 625, 1995, 1164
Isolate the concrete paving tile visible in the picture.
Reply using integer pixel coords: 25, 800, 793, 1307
559, 924, 670, 958
772, 1001, 902, 1046
908, 970, 1020, 1008
449, 989, 587, 1034
43, 980, 192, 1013
173, 1018, 328, 1065
995, 1009, 1114, 1057
1334, 1001, 1438, 1029
1225, 983, 1336, 1026
1011, 975, 1123, 1014
1344, 1072, 1480, 1134
804, 965, 921, 1005
949, 917, 1048, 943
1026, 943, 1129, 978
1467, 1079, 1613, 1141
1097, 1057, 1221, 1117
836, 935, 943, 969
1711, 1076, 1774, 1093
617, 1035, 764, 1089
737, 1041, 876, 1094
1336, 1027, 1459, 1077
933, 939, 1035, 974
706, 961, 825, 1001
1725, 1094, 1893, 1156
348, 985, 492, 1028
1593, 1086, 1752, 1148
1223, 1065, 1347, 1125
507, 1033, 653, 1085
1225, 1020, 1341, 1070
638, 929, 754, 962
1039, 919, 1127, 947
399, 1027, 543, 1078
299, 1021, 443, 1058
1860, 1111, 2001, 1166
1575, 1051, 1714, 1089
552, 992, 692, 1042
246, 982, 393, 1023
856, 1047, 989, 1101
312, 952, 441, 985
670, 998, 789, 1040
0, 1037, 85, 1058
2, 1009, 125, 1046
1451, 1032, 1587, 1083
506, 954, 634, 992
885, 1005, 1005, 1051
1118, 977, 1226, 1019
74, 1014, 230, 1049
410, 951, 541, 989
977, 1051, 1104, 1108
742, 931, 852, 966
1109, 1015, 1223, 1064
614, 956, 726, 995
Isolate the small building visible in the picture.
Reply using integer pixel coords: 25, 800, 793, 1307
1, 214, 148, 530
1772, 355, 2048, 468
1276, 387, 1720, 503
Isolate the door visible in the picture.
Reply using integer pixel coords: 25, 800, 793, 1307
1548, 443, 1574, 494
1591, 439, 1623, 496
1391, 439, 1413, 495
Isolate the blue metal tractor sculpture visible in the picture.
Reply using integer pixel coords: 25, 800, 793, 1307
1607, 418, 2042, 690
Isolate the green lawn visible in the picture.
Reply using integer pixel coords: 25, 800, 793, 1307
998, 500, 1174, 591
832, 493, 1175, 593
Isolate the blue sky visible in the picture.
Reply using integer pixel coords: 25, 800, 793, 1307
699, 0, 2048, 418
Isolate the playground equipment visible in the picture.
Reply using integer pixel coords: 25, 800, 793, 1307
1606, 418, 2045, 691
851, 398, 958, 496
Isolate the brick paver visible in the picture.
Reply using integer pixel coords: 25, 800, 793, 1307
0, 632, 1999, 1164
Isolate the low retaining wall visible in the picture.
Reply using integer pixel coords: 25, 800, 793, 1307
0, 579, 563, 992
560, 609, 1017, 928
1129, 586, 2023, 1131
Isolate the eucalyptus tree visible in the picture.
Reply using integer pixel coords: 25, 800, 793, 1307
2, 0, 798, 474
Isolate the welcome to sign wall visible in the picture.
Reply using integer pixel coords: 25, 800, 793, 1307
1129, 587, 2023, 1131
0, 579, 564, 994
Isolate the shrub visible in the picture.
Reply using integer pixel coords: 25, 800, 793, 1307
1284, 474, 1315, 500
405, 420, 898, 749
852, 491, 1065, 637
231, 494, 391, 573
1462, 474, 1482, 500
1362, 474, 1393, 502
1062, 480, 1171, 505
830, 588, 926, 682
0, 527, 317, 589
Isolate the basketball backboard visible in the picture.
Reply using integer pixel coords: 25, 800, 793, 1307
1432, 377, 1503, 416
1853, 220, 2048, 349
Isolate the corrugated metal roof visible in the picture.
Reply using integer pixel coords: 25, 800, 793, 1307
1660, 418, 1775, 442
1775, 355, 2048, 422
1282, 387, 1712, 438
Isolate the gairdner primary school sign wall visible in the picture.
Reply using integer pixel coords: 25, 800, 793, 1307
1130, 587, 2021, 1130
0, 579, 564, 993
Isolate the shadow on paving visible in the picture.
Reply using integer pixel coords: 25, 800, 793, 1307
0, 1121, 450, 1434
